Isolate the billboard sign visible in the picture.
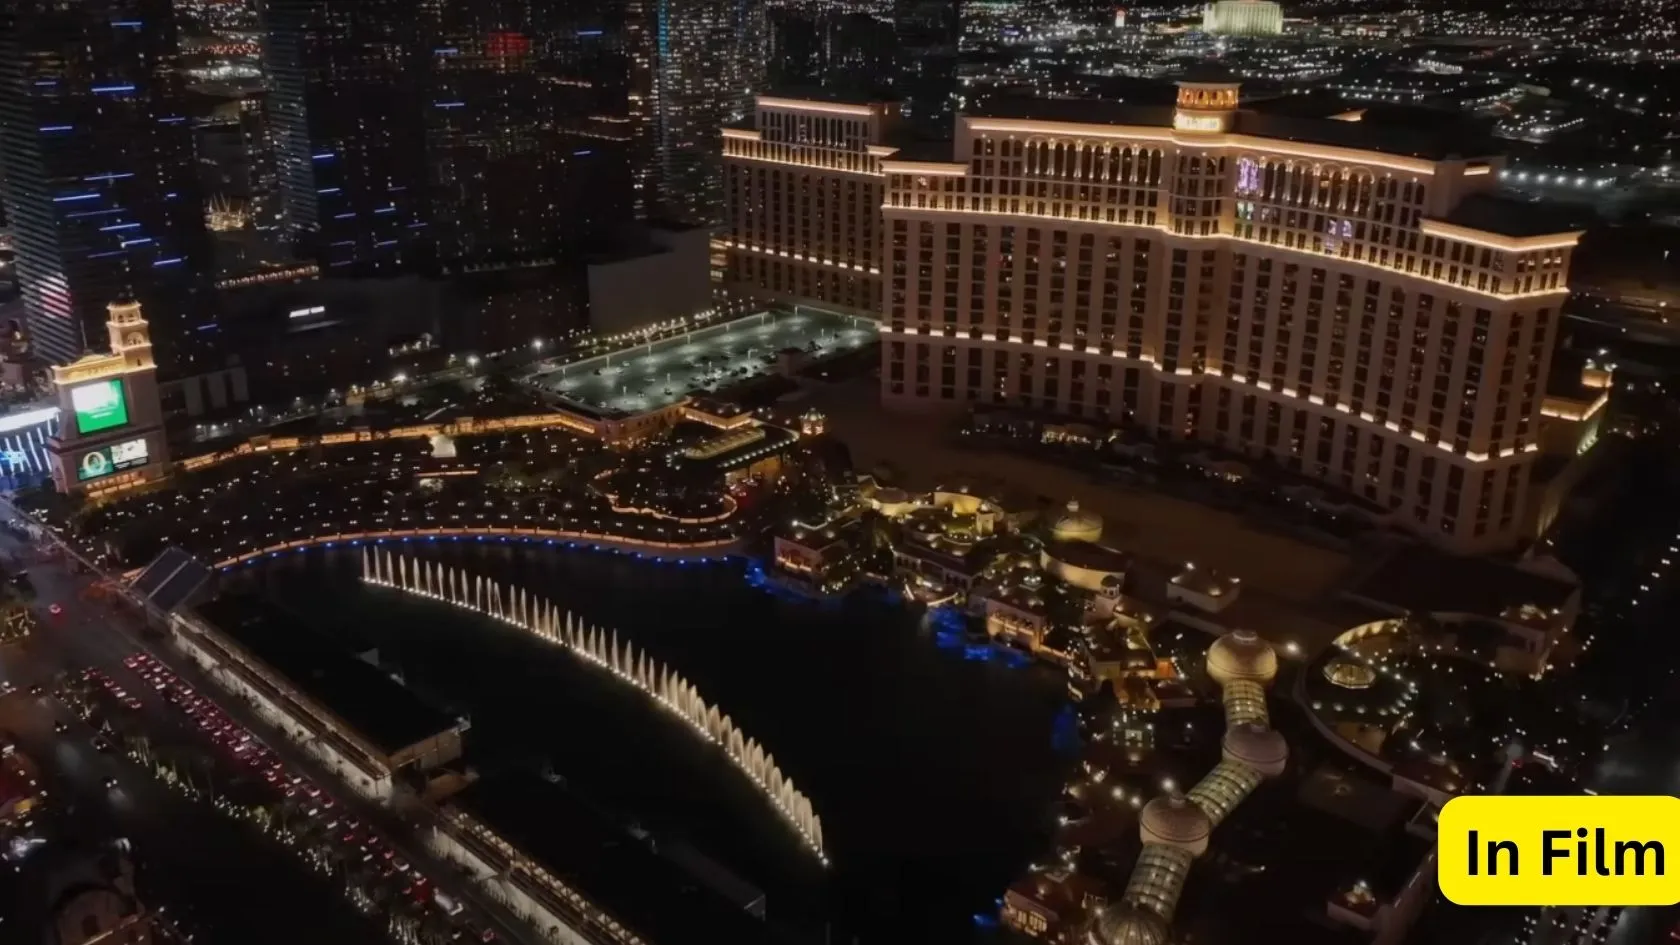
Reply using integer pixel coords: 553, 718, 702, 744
77, 437, 149, 482
70, 379, 128, 435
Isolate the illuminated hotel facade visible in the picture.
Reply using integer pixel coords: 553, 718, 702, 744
721, 95, 900, 316
724, 83, 1581, 553
1202, 0, 1284, 38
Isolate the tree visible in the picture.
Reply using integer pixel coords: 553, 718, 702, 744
0, 603, 35, 643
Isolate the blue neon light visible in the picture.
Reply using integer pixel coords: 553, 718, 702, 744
53, 193, 101, 203
152, 257, 183, 267
574, 150, 593, 156
374, 239, 398, 247
578, 30, 604, 37
92, 84, 136, 94
84, 172, 135, 181
165, 192, 178, 198
120, 238, 154, 247
67, 209, 123, 218
328, 260, 352, 267
374, 206, 396, 214
312, 153, 335, 160
435, 101, 465, 108
112, 20, 143, 28
407, 222, 427, 228
317, 187, 341, 194
34, 80, 58, 87
434, 47, 459, 55
330, 240, 355, 247
88, 250, 126, 259
99, 223, 142, 231
157, 116, 187, 124
194, 324, 217, 332
333, 212, 356, 219
39, 125, 72, 132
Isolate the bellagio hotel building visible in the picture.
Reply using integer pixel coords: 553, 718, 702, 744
722, 83, 1582, 553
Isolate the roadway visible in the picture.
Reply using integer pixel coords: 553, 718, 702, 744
0, 506, 548, 945
0, 546, 383, 945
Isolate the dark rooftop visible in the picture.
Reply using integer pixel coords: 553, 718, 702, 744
966, 95, 1494, 162
1438, 193, 1583, 238
1544, 349, 1603, 400
196, 592, 458, 756
758, 85, 896, 107
1342, 544, 1578, 619
132, 547, 213, 613
1172, 759, 1433, 945
1233, 110, 1490, 162
969, 96, 1175, 130
454, 775, 786, 945
1044, 540, 1132, 574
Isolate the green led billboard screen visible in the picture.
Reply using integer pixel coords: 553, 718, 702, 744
71, 378, 128, 435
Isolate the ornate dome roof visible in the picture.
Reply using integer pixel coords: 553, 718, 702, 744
1221, 722, 1289, 777
1139, 794, 1211, 854
1051, 498, 1104, 544
1087, 907, 1172, 945
1205, 629, 1278, 686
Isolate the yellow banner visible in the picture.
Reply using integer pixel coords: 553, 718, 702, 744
1438, 795, 1680, 905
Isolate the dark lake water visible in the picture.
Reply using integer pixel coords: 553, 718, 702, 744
231, 543, 1075, 942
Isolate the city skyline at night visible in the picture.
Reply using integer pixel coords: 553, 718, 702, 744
0, 3, 1677, 945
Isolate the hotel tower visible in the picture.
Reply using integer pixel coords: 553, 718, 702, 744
723, 82, 1581, 553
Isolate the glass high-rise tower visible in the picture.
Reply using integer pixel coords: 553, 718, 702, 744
265, 0, 636, 270
0, 0, 212, 375
426, 0, 634, 266
635, 0, 767, 226
265, 0, 430, 273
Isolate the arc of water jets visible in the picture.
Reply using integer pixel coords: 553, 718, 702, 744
360, 547, 828, 865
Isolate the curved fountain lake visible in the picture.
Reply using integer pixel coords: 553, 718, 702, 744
232, 543, 1073, 941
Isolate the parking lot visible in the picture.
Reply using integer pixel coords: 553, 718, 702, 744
525, 308, 875, 416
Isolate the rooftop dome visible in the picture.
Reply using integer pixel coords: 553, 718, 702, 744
1205, 629, 1278, 687
1051, 498, 1104, 544
1087, 907, 1172, 945
1221, 722, 1289, 777
1139, 794, 1211, 854
1323, 658, 1376, 690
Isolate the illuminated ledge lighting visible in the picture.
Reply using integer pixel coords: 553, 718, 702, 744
0, 405, 60, 434
881, 327, 1540, 464
879, 202, 1572, 301
879, 160, 969, 177
959, 120, 1444, 176
1418, 218, 1583, 251
722, 128, 761, 140
722, 151, 885, 177
1541, 392, 1609, 422
364, 549, 828, 864
755, 96, 876, 117
718, 241, 881, 274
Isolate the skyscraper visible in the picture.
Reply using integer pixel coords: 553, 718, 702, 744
0, 0, 213, 375
265, 0, 430, 273
635, 0, 768, 226
895, 0, 960, 136
266, 0, 636, 271
426, 0, 633, 266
